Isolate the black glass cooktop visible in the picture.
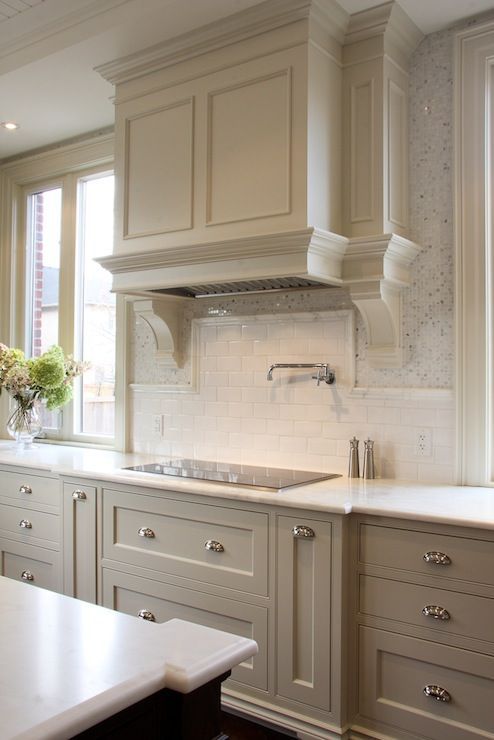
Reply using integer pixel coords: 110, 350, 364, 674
123, 459, 340, 492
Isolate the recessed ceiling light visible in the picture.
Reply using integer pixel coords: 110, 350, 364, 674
1, 121, 20, 130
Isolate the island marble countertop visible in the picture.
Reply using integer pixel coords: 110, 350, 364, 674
0, 575, 257, 740
0, 441, 493, 530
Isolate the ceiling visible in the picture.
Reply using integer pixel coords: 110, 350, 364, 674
1, 0, 494, 161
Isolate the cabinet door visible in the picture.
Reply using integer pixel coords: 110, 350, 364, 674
63, 482, 97, 603
276, 515, 332, 711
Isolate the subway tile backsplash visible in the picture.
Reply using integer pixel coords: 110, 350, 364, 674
131, 310, 455, 483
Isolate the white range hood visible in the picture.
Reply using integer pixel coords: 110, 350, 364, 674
97, 0, 423, 368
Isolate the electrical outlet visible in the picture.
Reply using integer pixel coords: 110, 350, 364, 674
152, 414, 163, 435
414, 428, 432, 457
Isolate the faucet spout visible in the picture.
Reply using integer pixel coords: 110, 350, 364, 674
266, 363, 335, 385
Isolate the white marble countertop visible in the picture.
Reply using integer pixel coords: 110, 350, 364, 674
0, 575, 257, 740
1, 441, 494, 529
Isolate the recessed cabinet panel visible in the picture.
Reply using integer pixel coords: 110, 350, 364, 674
350, 79, 374, 225
387, 79, 407, 229
0, 470, 59, 509
102, 489, 268, 595
207, 69, 291, 225
360, 574, 494, 644
0, 503, 59, 548
359, 626, 494, 740
276, 515, 332, 711
102, 568, 268, 690
63, 483, 97, 603
125, 98, 194, 237
359, 522, 494, 586
1, 539, 61, 592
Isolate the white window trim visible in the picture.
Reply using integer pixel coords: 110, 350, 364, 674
0, 133, 130, 451
455, 20, 494, 485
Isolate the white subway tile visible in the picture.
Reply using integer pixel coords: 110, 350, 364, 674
217, 325, 242, 341
241, 417, 266, 434
253, 402, 280, 419
217, 388, 242, 403
280, 436, 308, 453
205, 341, 229, 356
228, 340, 254, 356
229, 372, 254, 387
242, 323, 267, 340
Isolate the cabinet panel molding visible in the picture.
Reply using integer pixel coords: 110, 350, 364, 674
124, 96, 194, 238
206, 68, 292, 226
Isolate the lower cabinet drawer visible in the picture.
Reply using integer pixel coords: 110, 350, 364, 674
0, 540, 62, 592
0, 469, 59, 509
359, 626, 494, 740
102, 489, 268, 595
360, 574, 494, 644
102, 568, 268, 691
0, 503, 60, 548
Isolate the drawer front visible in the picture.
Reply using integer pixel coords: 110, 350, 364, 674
359, 522, 494, 586
1, 540, 62, 592
0, 503, 60, 547
102, 568, 268, 690
359, 626, 494, 740
102, 489, 268, 595
360, 574, 494, 644
0, 469, 59, 509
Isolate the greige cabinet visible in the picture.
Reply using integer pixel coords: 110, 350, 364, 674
98, 483, 346, 739
62, 479, 97, 603
0, 465, 62, 592
351, 516, 494, 740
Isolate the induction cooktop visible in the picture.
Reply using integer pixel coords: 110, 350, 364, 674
123, 459, 340, 492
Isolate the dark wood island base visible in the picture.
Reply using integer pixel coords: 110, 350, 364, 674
73, 671, 231, 740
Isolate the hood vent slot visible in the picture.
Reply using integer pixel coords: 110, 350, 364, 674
151, 277, 329, 298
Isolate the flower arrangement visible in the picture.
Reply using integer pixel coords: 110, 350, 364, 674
0, 344, 88, 410
0, 344, 89, 444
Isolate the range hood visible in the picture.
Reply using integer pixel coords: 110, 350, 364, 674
97, 0, 423, 368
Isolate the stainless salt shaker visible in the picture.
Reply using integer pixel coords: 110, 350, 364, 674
362, 438, 375, 479
348, 437, 360, 478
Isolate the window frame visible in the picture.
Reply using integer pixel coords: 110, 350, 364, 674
455, 20, 494, 485
0, 134, 130, 451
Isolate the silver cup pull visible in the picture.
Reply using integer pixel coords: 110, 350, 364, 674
423, 551, 451, 565
21, 570, 34, 582
137, 609, 156, 622
205, 539, 224, 552
292, 525, 315, 538
138, 527, 155, 538
423, 685, 451, 703
19, 485, 32, 495
422, 605, 451, 621
72, 489, 87, 501
19, 519, 32, 529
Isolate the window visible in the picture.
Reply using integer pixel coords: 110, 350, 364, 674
0, 134, 127, 448
455, 20, 494, 484
22, 169, 116, 444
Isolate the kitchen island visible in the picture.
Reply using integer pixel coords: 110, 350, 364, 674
0, 575, 257, 739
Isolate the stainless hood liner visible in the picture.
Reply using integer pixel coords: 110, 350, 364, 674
151, 277, 329, 298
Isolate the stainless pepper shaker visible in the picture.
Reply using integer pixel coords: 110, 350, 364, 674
362, 438, 376, 479
348, 437, 360, 478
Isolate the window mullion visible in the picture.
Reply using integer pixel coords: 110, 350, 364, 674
58, 173, 77, 440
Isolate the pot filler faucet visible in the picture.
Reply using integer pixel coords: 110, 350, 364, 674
267, 363, 335, 386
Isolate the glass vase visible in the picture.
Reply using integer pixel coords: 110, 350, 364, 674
6, 393, 42, 447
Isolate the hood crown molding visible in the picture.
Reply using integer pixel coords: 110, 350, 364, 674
96, 0, 347, 87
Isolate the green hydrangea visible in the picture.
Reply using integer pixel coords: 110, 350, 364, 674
29, 346, 65, 390
45, 383, 73, 410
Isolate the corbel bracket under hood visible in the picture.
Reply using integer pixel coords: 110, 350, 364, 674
98, 228, 421, 368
